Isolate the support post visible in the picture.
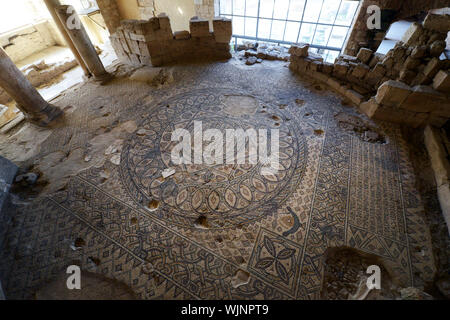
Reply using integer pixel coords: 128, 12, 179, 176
55, 5, 113, 84
0, 47, 63, 126
43, 0, 91, 77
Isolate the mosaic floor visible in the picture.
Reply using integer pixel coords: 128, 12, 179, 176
0, 60, 437, 299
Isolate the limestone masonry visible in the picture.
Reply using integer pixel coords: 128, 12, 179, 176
109, 14, 232, 67
289, 13, 450, 129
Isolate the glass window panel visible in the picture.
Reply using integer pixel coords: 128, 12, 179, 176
270, 20, 286, 41
245, 17, 257, 37
246, 0, 259, 17
233, 16, 245, 36
259, 0, 275, 18
335, 0, 359, 26
298, 23, 316, 44
318, 0, 341, 24
258, 18, 272, 39
324, 50, 340, 63
303, 0, 323, 23
233, 0, 245, 15
220, 0, 232, 15
287, 0, 306, 21
327, 26, 348, 48
284, 21, 301, 42
273, 0, 290, 19
313, 25, 332, 46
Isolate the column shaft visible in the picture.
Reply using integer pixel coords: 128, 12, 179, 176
55, 5, 112, 83
43, 0, 91, 77
0, 47, 63, 126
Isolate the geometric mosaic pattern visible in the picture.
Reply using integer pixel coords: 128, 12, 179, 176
0, 62, 436, 299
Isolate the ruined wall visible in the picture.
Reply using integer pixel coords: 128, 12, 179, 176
0, 21, 60, 63
290, 13, 450, 129
110, 15, 232, 67
344, 0, 450, 56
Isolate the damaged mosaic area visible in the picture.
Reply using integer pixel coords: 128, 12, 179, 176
0, 59, 437, 299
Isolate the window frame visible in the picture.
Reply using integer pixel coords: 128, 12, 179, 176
217, 0, 361, 61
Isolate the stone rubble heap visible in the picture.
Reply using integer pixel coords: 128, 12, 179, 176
110, 14, 232, 67
289, 13, 450, 128
237, 42, 290, 65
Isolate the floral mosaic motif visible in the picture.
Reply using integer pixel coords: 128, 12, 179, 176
119, 89, 308, 230
249, 228, 303, 297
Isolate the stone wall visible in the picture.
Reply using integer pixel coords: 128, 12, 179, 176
0, 21, 60, 63
109, 15, 232, 67
344, 0, 449, 56
289, 12, 450, 129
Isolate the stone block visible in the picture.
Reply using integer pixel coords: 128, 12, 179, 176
356, 48, 373, 64
404, 56, 421, 70
400, 85, 445, 112
411, 72, 431, 86
375, 80, 412, 107
174, 31, 191, 40
430, 40, 446, 57
327, 78, 348, 96
423, 13, 450, 33
322, 62, 333, 74
368, 53, 383, 68
138, 41, 150, 57
359, 98, 380, 118
345, 89, 364, 106
381, 56, 394, 69
411, 45, 427, 59
351, 63, 370, 79
399, 69, 417, 85
333, 61, 349, 77
289, 43, 309, 57
433, 70, 450, 93
213, 17, 232, 43
309, 60, 323, 72
423, 58, 442, 79
401, 22, 424, 46
190, 18, 210, 37
337, 54, 358, 63
371, 105, 428, 128
310, 70, 329, 83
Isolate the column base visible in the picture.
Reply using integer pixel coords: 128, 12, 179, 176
25, 103, 64, 127
93, 72, 114, 85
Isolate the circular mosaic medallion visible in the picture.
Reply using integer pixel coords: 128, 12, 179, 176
120, 89, 307, 230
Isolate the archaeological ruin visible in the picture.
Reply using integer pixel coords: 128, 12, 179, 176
0, 0, 449, 304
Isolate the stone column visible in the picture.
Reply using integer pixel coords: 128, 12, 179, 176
55, 5, 113, 83
0, 47, 63, 126
43, 0, 91, 77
